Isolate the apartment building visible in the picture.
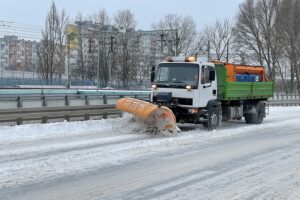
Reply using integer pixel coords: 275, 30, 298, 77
0, 36, 39, 72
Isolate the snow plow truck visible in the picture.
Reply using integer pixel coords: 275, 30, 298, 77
116, 56, 275, 132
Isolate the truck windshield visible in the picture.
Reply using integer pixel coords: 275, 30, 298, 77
155, 63, 199, 89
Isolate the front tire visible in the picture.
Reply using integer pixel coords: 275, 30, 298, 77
204, 106, 222, 130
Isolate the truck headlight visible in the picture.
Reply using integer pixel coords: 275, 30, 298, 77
152, 84, 157, 89
188, 108, 199, 114
186, 85, 192, 91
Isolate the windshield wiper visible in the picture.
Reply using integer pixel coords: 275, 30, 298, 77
170, 81, 186, 84
156, 81, 168, 83
155, 81, 190, 88
155, 81, 170, 86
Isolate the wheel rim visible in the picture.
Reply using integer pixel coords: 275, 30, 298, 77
210, 113, 218, 127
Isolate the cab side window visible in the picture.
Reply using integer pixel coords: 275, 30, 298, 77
201, 66, 211, 84
157, 67, 169, 82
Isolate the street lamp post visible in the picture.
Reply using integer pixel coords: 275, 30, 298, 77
108, 36, 114, 88
207, 40, 211, 61
88, 27, 101, 91
96, 32, 100, 91
67, 34, 71, 88
175, 30, 180, 56
226, 39, 229, 63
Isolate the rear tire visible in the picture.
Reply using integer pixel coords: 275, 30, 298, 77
244, 101, 265, 124
254, 101, 265, 124
244, 113, 254, 124
236, 116, 243, 120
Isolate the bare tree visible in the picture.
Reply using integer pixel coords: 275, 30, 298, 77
56, 9, 68, 78
277, 0, 300, 93
75, 13, 87, 81
113, 9, 138, 88
37, 1, 66, 84
201, 19, 233, 61
152, 14, 197, 56
234, 0, 283, 84
298, 28, 300, 94
93, 9, 112, 86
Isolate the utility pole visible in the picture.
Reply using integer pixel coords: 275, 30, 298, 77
175, 30, 179, 56
67, 34, 71, 88
207, 41, 211, 61
226, 39, 229, 63
96, 32, 100, 91
108, 36, 114, 88
160, 33, 164, 53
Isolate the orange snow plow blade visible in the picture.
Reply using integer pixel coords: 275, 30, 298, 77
116, 97, 177, 132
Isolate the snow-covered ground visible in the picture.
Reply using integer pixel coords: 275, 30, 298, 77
0, 107, 300, 200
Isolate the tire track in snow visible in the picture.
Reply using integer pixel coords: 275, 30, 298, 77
118, 134, 300, 200
0, 133, 149, 164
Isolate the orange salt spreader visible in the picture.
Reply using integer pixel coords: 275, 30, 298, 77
116, 97, 177, 132
211, 61, 267, 82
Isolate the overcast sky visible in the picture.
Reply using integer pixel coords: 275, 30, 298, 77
0, 0, 244, 30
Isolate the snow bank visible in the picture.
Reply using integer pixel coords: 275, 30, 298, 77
0, 106, 299, 144
0, 113, 148, 144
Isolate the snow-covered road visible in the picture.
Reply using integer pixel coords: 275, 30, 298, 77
0, 107, 300, 200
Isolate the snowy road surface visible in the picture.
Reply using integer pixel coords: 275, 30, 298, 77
0, 107, 300, 200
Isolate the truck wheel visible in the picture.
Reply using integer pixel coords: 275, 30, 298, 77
254, 101, 265, 124
237, 116, 243, 120
205, 106, 221, 130
244, 101, 265, 124
244, 113, 254, 124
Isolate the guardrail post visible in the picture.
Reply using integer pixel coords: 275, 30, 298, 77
16, 96, 23, 124
103, 95, 108, 119
16, 118, 23, 125
85, 95, 89, 106
42, 95, 47, 107
17, 96, 22, 108
65, 95, 70, 106
42, 116, 48, 123
65, 115, 70, 122
119, 95, 124, 117
84, 94, 90, 120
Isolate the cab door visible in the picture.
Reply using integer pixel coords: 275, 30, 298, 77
198, 64, 217, 107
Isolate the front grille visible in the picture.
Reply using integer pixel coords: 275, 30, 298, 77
173, 98, 193, 105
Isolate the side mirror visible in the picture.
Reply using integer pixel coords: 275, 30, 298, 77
151, 71, 155, 82
150, 66, 156, 82
209, 68, 215, 81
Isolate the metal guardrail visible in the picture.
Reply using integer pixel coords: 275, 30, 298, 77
268, 94, 300, 106
0, 93, 150, 125
267, 99, 300, 106
0, 104, 119, 125
0, 91, 299, 126
0, 92, 150, 109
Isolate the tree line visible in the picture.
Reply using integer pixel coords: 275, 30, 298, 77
38, 0, 300, 93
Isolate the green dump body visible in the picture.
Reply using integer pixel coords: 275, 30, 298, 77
215, 64, 275, 101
